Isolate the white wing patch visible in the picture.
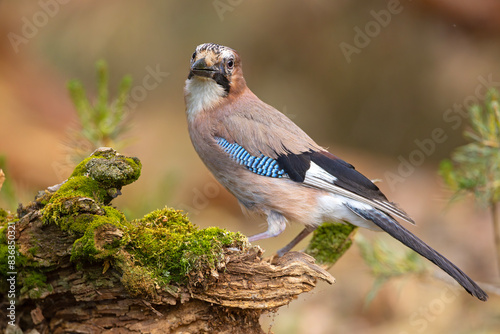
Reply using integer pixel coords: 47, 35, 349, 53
304, 162, 337, 187
303, 161, 414, 224
316, 193, 382, 230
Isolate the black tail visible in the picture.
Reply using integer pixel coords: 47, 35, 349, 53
346, 203, 488, 301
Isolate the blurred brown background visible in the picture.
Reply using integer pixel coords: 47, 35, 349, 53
1, 1, 499, 333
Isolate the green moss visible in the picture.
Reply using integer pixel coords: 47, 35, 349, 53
35, 149, 144, 287
0, 224, 11, 277
62, 148, 142, 206
42, 177, 109, 232
104, 205, 128, 224
0, 208, 7, 223
53, 176, 108, 206
305, 222, 358, 266
19, 270, 52, 299
0, 215, 25, 277
122, 207, 247, 285
9, 148, 251, 301
119, 257, 159, 297
0, 215, 33, 295
28, 246, 39, 257
71, 206, 128, 262
87, 156, 141, 188
35, 191, 54, 206
70, 156, 94, 178
70, 153, 141, 189
41, 148, 141, 262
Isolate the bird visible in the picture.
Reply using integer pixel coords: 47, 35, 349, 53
183, 42, 488, 301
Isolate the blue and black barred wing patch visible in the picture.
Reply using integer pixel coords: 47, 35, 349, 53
216, 137, 287, 178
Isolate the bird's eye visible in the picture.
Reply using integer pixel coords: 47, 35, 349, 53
227, 59, 234, 69
191, 52, 196, 60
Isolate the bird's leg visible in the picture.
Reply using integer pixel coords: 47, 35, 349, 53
247, 210, 287, 242
276, 225, 317, 257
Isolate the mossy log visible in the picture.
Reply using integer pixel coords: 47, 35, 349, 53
1, 148, 340, 334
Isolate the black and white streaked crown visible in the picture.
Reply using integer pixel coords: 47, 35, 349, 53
194, 43, 238, 63
196, 43, 234, 55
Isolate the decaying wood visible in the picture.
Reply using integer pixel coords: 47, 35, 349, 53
191, 249, 334, 309
3, 149, 335, 334
11, 202, 334, 333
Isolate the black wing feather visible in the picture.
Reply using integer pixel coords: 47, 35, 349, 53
276, 150, 387, 202
310, 151, 388, 202
276, 151, 311, 182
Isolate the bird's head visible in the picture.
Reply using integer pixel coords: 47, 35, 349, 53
185, 43, 246, 117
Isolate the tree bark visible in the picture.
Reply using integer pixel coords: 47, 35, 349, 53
1, 148, 335, 334
7, 205, 333, 333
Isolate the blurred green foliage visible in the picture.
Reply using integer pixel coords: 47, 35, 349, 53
357, 235, 427, 306
67, 60, 133, 162
360, 88, 500, 304
440, 89, 500, 205
440, 88, 500, 273
0, 156, 17, 211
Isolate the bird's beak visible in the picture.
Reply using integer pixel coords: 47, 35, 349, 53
190, 58, 219, 78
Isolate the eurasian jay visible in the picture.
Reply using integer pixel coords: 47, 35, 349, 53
184, 42, 487, 301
